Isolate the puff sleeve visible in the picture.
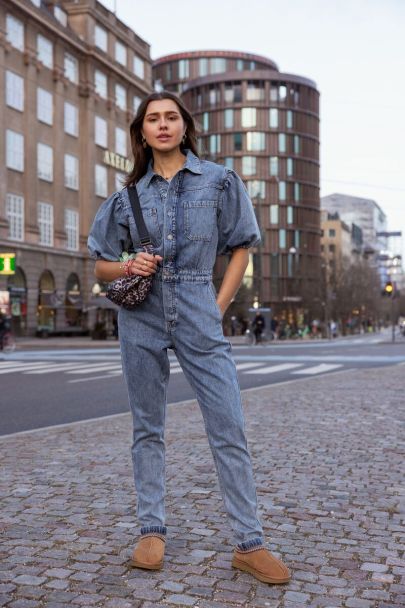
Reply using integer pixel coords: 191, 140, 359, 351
216, 169, 261, 256
87, 192, 133, 261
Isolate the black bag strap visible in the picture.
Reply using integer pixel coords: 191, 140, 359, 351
127, 185, 152, 248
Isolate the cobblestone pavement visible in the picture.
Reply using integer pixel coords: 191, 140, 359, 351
1, 365, 404, 608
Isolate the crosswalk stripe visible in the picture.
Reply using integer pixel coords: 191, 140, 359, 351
291, 363, 343, 375
235, 362, 263, 371
245, 363, 303, 374
25, 363, 89, 374
0, 362, 55, 374
66, 364, 123, 375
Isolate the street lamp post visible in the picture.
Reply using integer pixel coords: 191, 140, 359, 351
254, 194, 264, 307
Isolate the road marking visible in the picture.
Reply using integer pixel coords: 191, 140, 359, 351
245, 363, 303, 374
0, 362, 56, 374
235, 362, 263, 371
66, 364, 123, 374
25, 363, 90, 374
292, 363, 343, 375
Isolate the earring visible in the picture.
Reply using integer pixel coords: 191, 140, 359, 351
142, 136, 147, 149
182, 133, 187, 144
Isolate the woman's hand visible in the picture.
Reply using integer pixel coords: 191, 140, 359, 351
130, 252, 163, 277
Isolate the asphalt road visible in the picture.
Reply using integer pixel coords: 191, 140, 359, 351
1, 330, 404, 436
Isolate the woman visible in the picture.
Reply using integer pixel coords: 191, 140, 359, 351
88, 91, 290, 585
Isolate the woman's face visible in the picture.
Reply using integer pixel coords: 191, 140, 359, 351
141, 99, 186, 153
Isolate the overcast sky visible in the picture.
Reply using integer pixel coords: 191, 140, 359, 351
101, 0, 405, 257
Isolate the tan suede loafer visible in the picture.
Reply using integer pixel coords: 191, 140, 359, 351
130, 534, 165, 570
232, 546, 291, 584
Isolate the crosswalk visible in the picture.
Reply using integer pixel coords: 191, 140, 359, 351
0, 359, 345, 383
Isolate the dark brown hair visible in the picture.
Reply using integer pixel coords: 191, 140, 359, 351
124, 91, 199, 186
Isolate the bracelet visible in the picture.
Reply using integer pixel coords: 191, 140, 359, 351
120, 259, 134, 277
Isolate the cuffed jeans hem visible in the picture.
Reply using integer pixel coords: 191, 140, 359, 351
140, 525, 167, 536
237, 537, 264, 551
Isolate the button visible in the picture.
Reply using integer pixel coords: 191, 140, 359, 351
167, 234, 173, 240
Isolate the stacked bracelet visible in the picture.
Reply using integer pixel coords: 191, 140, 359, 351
120, 259, 134, 277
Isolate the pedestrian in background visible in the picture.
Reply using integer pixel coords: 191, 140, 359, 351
88, 91, 290, 585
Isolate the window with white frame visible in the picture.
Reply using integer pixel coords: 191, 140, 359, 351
241, 107, 256, 128
224, 109, 234, 129
269, 156, 278, 176
54, 6, 67, 26
64, 154, 79, 190
38, 202, 53, 246
37, 88, 53, 125
242, 156, 256, 176
6, 193, 24, 241
133, 56, 145, 79
278, 181, 286, 201
246, 132, 265, 151
115, 40, 127, 66
115, 172, 125, 191
95, 24, 108, 52
6, 71, 24, 112
64, 102, 78, 137
278, 133, 286, 153
209, 134, 221, 155
37, 34, 53, 69
95, 164, 107, 197
246, 180, 265, 199
115, 83, 126, 110
95, 116, 107, 147
6, 15, 24, 51
115, 127, 127, 157
269, 108, 278, 128
6, 130, 24, 172
64, 53, 78, 83
65, 209, 79, 251
37, 143, 53, 182
95, 70, 107, 98
133, 95, 142, 114
269, 204, 279, 224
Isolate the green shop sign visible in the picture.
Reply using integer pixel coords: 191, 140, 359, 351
0, 253, 16, 275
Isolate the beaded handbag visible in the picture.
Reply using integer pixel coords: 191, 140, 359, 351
106, 186, 154, 310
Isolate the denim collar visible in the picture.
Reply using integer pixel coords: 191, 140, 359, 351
143, 149, 202, 187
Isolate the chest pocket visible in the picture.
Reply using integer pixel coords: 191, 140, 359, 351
129, 207, 162, 247
183, 201, 217, 242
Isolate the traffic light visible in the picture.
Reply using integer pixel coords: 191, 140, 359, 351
382, 281, 394, 296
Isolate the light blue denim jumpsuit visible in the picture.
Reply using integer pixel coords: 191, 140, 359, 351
88, 150, 264, 550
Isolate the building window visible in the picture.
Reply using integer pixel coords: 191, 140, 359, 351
95, 70, 107, 98
329, 229, 336, 237
224, 84, 234, 103
37, 34, 53, 69
6, 15, 24, 51
278, 133, 286, 153
95, 164, 108, 197
134, 56, 145, 79
294, 230, 300, 247
287, 110, 293, 129
242, 156, 256, 176
64, 53, 78, 83
224, 109, 234, 129
65, 209, 79, 251
115, 126, 127, 156
115, 40, 127, 66
6, 194, 24, 241
202, 112, 209, 132
279, 229, 286, 248
95, 116, 108, 148
209, 86, 219, 105
115, 172, 125, 191
133, 95, 142, 114
54, 6, 67, 26
37, 143, 53, 182
246, 82, 264, 101
270, 204, 279, 224
211, 57, 227, 73
37, 88, 53, 125
279, 84, 287, 101
224, 157, 234, 170
246, 132, 265, 151
269, 156, 278, 176
64, 154, 79, 190
270, 85, 278, 102
199, 57, 208, 76
95, 24, 108, 51
287, 157, 294, 176
6, 130, 24, 172
294, 135, 300, 154
6, 71, 24, 112
246, 180, 265, 199
294, 182, 300, 202
329, 244, 336, 252
241, 107, 256, 128
64, 102, 78, 137
209, 134, 221, 155
233, 133, 243, 151
31, 0, 41, 6
287, 206, 294, 225
178, 59, 189, 79
38, 202, 53, 246
115, 83, 126, 110
236, 59, 244, 71
269, 108, 278, 128
278, 181, 286, 201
